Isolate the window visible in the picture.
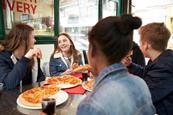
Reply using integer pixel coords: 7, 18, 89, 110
0, 0, 120, 44
132, 0, 173, 49
2, 0, 54, 36
103, 0, 117, 18
59, 0, 99, 50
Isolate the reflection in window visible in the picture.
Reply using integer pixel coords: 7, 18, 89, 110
60, 0, 98, 50
103, 0, 117, 18
2, 0, 54, 36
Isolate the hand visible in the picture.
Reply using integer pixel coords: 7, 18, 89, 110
24, 48, 42, 59
121, 56, 132, 67
62, 69, 73, 75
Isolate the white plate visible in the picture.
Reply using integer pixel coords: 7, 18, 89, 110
17, 90, 68, 109
82, 81, 92, 92
45, 77, 82, 89
57, 83, 81, 89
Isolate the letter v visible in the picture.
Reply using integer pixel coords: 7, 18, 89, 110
6, 0, 15, 11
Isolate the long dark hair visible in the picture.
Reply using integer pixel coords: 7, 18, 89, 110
88, 14, 142, 64
0, 23, 34, 67
0, 23, 34, 54
51, 33, 81, 64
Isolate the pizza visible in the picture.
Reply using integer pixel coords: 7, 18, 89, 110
71, 63, 79, 70
46, 75, 82, 88
83, 79, 94, 91
72, 64, 92, 73
18, 85, 59, 107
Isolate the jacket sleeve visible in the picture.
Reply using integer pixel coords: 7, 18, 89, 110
0, 56, 30, 90
49, 57, 65, 76
128, 62, 144, 77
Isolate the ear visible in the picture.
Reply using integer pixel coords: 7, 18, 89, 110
89, 44, 96, 58
143, 42, 149, 51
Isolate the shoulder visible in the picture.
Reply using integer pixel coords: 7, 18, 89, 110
52, 52, 62, 58
154, 50, 173, 67
0, 50, 12, 59
77, 96, 106, 115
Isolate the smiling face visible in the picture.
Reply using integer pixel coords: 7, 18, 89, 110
58, 35, 72, 53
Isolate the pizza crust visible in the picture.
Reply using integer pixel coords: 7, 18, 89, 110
18, 85, 59, 107
18, 94, 41, 107
73, 64, 92, 72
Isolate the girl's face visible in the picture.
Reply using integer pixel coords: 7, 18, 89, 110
28, 31, 36, 49
58, 35, 72, 52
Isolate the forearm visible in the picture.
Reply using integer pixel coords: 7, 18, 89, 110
2, 57, 30, 90
128, 62, 144, 77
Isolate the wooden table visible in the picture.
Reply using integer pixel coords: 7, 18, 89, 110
0, 83, 86, 115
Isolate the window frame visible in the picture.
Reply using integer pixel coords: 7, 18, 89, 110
0, 0, 122, 44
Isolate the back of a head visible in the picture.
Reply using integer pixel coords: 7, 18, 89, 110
2, 23, 34, 52
88, 14, 142, 64
139, 22, 171, 51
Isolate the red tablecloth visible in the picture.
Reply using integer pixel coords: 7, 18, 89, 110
63, 85, 85, 94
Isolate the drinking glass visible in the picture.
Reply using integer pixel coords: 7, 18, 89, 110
41, 98, 56, 115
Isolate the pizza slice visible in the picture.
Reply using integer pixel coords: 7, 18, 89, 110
45, 75, 82, 88
19, 85, 59, 107
72, 64, 92, 73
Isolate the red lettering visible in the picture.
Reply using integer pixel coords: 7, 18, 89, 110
24, 3, 30, 14
4, 0, 37, 14
6, 0, 15, 11
16, 1, 23, 12
30, 5, 37, 14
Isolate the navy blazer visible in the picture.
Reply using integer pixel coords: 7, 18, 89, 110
0, 50, 45, 90
129, 49, 173, 115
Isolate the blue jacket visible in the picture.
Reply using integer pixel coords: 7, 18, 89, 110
128, 49, 173, 115
0, 50, 45, 90
77, 63, 155, 115
49, 52, 82, 76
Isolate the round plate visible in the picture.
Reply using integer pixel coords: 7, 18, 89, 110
17, 90, 68, 109
45, 76, 82, 89
82, 81, 92, 92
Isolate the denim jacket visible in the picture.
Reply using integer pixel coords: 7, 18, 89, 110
77, 63, 155, 115
49, 52, 82, 76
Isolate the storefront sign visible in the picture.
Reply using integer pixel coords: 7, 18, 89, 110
2, 0, 37, 14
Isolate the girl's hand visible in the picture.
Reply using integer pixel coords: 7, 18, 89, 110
121, 50, 133, 67
25, 48, 42, 59
121, 56, 132, 67
62, 69, 73, 75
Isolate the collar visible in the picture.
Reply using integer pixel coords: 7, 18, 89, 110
53, 52, 74, 68
53, 52, 62, 58
148, 49, 173, 65
10, 53, 17, 64
94, 63, 127, 88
